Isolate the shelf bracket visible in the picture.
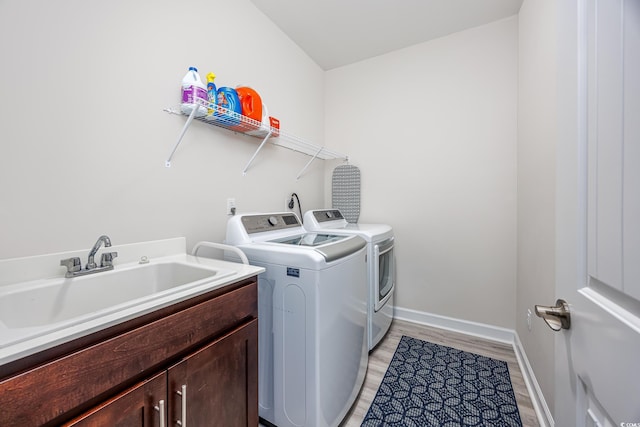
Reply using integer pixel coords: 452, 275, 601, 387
165, 105, 199, 167
242, 130, 273, 175
296, 146, 324, 180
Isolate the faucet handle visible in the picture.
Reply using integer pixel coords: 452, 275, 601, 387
100, 251, 118, 267
60, 257, 82, 277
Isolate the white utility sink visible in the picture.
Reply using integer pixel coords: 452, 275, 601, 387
0, 237, 264, 366
0, 261, 234, 329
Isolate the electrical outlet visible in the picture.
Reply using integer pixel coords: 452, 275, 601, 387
527, 309, 532, 331
227, 198, 236, 215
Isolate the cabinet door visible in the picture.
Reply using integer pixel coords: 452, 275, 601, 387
167, 319, 258, 427
63, 372, 166, 427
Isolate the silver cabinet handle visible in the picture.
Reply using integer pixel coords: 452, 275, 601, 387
154, 399, 165, 427
176, 384, 187, 427
535, 299, 571, 331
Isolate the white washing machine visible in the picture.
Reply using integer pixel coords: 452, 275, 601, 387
303, 209, 395, 350
225, 212, 368, 427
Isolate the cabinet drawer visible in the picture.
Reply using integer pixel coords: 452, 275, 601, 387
0, 280, 257, 426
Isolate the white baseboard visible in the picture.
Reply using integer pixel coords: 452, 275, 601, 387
393, 306, 515, 344
393, 306, 554, 427
512, 333, 555, 427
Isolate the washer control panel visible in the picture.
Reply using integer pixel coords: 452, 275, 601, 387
241, 213, 301, 234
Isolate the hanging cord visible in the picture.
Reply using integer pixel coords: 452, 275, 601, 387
288, 193, 303, 223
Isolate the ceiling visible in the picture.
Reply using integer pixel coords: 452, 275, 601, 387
250, 0, 523, 70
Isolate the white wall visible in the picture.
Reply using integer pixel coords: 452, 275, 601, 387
517, 0, 557, 415
0, 0, 329, 259
325, 17, 518, 328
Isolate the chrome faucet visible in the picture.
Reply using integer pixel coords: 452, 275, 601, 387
60, 235, 118, 278
86, 235, 112, 269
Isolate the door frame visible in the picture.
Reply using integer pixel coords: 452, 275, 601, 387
555, 0, 588, 424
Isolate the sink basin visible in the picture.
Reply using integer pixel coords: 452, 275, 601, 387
0, 261, 235, 329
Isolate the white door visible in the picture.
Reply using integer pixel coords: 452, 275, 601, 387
553, 0, 640, 425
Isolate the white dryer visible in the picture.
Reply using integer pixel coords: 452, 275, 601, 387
225, 212, 368, 427
303, 209, 395, 350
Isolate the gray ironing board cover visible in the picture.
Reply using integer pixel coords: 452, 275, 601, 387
332, 164, 361, 223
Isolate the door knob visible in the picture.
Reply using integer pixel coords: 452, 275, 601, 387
534, 299, 571, 331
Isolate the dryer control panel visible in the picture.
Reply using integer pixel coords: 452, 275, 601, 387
312, 209, 344, 223
241, 213, 301, 234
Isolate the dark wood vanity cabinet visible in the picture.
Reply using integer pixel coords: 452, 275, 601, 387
0, 277, 258, 427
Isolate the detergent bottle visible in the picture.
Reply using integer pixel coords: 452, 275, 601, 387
235, 86, 263, 130
206, 72, 217, 116
180, 67, 207, 117
215, 87, 242, 126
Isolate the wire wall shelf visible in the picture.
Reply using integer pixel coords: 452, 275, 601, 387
164, 100, 348, 179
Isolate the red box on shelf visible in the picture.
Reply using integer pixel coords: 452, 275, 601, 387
244, 116, 280, 138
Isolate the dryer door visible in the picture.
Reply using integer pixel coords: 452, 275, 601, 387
373, 238, 395, 311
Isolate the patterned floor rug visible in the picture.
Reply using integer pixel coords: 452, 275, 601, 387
361, 336, 523, 427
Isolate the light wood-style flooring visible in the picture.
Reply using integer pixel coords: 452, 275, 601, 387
339, 319, 540, 427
